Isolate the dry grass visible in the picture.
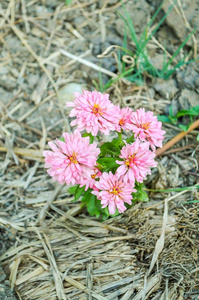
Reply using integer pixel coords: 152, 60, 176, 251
0, 0, 199, 299
1, 193, 199, 299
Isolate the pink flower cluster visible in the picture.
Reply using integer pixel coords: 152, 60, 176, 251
44, 90, 165, 216
67, 90, 165, 149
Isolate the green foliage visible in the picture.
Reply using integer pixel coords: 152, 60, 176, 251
133, 183, 149, 203
158, 105, 199, 132
97, 157, 119, 173
68, 185, 85, 201
59, 137, 65, 142
81, 189, 111, 220
99, 138, 124, 156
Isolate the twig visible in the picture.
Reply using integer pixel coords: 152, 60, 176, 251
156, 119, 199, 157
60, 49, 117, 78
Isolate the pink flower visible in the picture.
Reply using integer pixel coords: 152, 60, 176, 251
129, 108, 166, 150
80, 167, 102, 191
115, 107, 134, 132
67, 90, 119, 136
43, 130, 100, 186
116, 139, 157, 184
92, 172, 136, 215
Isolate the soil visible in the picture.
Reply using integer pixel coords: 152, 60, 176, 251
0, 0, 199, 299
0, 266, 17, 300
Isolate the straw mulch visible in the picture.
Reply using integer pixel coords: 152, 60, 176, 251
1, 188, 199, 299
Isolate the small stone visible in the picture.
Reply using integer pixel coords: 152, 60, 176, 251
179, 89, 199, 109
27, 73, 39, 89
0, 75, 16, 90
115, 0, 150, 37
0, 269, 6, 283
177, 64, 199, 90
153, 78, 178, 98
162, 0, 196, 44
35, 5, 50, 15
58, 83, 86, 105
149, 54, 165, 70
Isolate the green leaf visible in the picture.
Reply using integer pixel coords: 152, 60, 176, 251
169, 105, 174, 117
68, 186, 77, 195
178, 124, 190, 132
99, 138, 123, 156
197, 133, 199, 142
86, 194, 101, 218
176, 106, 199, 118
59, 137, 65, 142
81, 190, 105, 218
133, 183, 149, 203
97, 157, 119, 172
73, 185, 85, 201
168, 114, 178, 125
136, 189, 149, 202
157, 115, 172, 123
125, 134, 135, 144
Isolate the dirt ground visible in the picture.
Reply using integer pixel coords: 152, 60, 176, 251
0, 0, 199, 299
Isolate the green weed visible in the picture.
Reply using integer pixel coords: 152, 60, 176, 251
158, 105, 199, 132
98, 1, 197, 91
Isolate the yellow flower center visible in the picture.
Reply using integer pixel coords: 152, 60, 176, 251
119, 119, 124, 126
141, 122, 150, 130
69, 153, 78, 164
91, 174, 96, 179
92, 104, 103, 115
125, 154, 136, 166
110, 187, 121, 195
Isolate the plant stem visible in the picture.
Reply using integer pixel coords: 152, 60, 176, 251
156, 118, 199, 157
117, 131, 123, 144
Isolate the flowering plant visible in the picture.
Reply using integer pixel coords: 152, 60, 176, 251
43, 90, 165, 219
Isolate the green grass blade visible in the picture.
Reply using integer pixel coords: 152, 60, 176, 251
162, 27, 197, 73
163, 58, 197, 79
139, 1, 163, 47
183, 200, 199, 204
101, 67, 135, 91
142, 1, 176, 48
117, 11, 140, 53
118, 10, 158, 73
145, 185, 199, 193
